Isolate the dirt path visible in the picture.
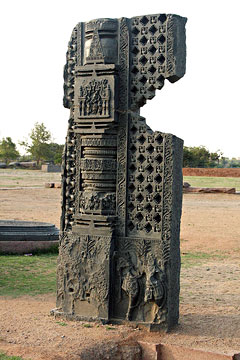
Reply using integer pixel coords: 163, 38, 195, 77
0, 187, 240, 358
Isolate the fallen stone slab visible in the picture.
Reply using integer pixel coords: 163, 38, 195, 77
0, 220, 59, 254
139, 342, 240, 360
184, 187, 236, 194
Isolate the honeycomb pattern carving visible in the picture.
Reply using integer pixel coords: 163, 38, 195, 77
127, 114, 164, 237
130, 14, 168, 109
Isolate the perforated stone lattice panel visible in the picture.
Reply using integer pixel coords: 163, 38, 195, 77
130, 14, 167, 109
127, 114, 164, 237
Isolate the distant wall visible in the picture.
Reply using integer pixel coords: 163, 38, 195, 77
41, 164, 61, 173
183, 168, 240, 177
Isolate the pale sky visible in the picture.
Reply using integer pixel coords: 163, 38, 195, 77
0, 0, 239, 158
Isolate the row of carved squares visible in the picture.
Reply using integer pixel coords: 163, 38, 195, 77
132, 35, 166, 49
128, 221, 161, 234
128, 211, 162, 224
129, 153, 163, 165
129, 133, 164, 146
131, 64, 166, 78
131, 14, 167, 27
132, 49, 166, 64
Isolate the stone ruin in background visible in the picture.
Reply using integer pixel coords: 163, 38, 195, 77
55, 13, 187, 331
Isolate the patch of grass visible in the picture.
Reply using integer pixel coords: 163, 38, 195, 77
56, 321, 67, 326
0, 352, 27, 360
105, 326, 116, 331
83, 323, 93, 328
181, 252, 224, 268
183, 176, 240, 191
0, 254, 58, 297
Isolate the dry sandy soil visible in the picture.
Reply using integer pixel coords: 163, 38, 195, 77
0, 170, 240, 358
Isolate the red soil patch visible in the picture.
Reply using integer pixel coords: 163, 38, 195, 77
182, 168, 240, 177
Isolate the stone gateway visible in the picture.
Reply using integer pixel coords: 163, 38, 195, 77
55, 14, 187, 331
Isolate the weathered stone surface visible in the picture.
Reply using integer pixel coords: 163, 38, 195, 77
56, 14, 187, 331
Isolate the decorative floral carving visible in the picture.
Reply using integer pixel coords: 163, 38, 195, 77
79, 192, 116, 213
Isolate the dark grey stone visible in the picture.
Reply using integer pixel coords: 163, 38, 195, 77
0, 220, 59, 241
56, 14, 187, 331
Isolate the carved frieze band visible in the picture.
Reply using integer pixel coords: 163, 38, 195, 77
81, 137, 117, 147
80, 158, 116, 171
162, 134, 173, 266
116, 17, 129, 236
63, 26, 78, 109
61, 114, 77, 231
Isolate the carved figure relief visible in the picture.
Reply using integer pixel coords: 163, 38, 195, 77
57, 14, 186, 331
78, 79, 111, 118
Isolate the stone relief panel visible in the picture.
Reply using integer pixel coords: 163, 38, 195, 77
113, 237, 168, 324
57, 233, 112, 319
78, 79, 111, 118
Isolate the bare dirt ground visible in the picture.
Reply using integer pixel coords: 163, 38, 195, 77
0, 171, 240, 358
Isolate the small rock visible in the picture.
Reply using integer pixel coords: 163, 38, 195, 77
45, 182, 55, 188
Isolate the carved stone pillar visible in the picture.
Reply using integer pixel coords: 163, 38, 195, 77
56, 14, 187, 331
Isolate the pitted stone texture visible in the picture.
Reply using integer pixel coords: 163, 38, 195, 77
58, 14, 186, 331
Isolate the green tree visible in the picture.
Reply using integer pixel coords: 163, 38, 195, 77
183, 146, 222, 168
0, 137, 20, 164
47, 143, 64, 164
20, 122, 52, 166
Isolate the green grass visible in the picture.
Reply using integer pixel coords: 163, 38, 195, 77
56, 321, 67, 326
83, 323, 93, 328
0, 254, 57, 297
181, 251, 224, 268
0, 352, 26, 360
183, 176, 240, 191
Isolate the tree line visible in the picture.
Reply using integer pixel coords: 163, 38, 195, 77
0, 123, 63, 166
0, 123, 239, 168
183, 146, 240, 168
